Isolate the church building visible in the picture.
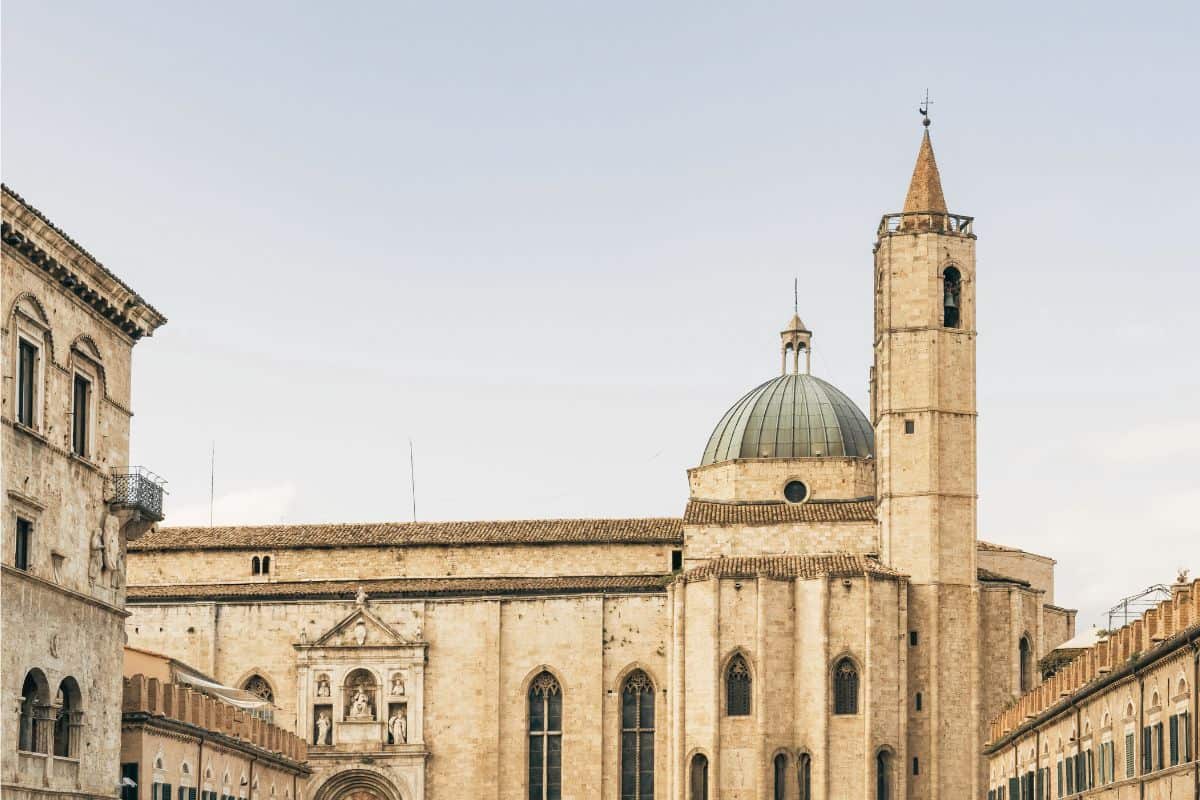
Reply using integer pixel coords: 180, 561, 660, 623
123, 123, 1078, 800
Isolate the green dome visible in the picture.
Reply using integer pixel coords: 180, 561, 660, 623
701, 373, 874, 465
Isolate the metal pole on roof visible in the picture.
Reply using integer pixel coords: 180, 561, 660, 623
209, 441, 215, 528
409, 438, 417, 523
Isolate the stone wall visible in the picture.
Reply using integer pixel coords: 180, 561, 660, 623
127, 541, 676, 587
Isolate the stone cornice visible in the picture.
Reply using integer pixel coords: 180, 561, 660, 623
2, 185, 167, 339
1, 563, 130, 618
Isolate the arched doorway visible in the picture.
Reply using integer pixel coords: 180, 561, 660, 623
311, 769, 402, 800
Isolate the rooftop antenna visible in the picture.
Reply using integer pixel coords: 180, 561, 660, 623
209, 441, 215, 528
919, 89, 933, 128
408, 438, 417, 522
793, 277, 798, 315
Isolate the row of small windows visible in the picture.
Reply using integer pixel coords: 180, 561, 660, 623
17, 669, 83, 759
990, 711, 1193, 799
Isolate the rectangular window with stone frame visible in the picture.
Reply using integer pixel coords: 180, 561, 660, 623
17, 338, 38, 427
72, 372, 91, 458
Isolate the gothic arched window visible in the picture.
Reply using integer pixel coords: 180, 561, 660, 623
726, 654, 751, 716
528, 672, 562, 800
242, 675, 275, 723
773, 753, 788, 800
1019, 636, 1033, 693
620, 670, 654, 800
834, 658, 859, 715
798, 753, 812, 800
689, 754, 708, 800
52, 677, 82, 758
943, 266, 962, 328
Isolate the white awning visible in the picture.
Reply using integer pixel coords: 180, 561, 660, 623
172, 666, 271, 710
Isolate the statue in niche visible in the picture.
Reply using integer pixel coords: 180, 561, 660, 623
314, 711, 330, 745
388, 707, 407, 744
354, 620, 367, 646
88, 529, 105, 583
390, 672, 405, 695
348, 686, 374, 720
316, 674, 330, 697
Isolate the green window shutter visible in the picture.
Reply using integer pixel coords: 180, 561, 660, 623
1056, 761, 1063, 797
1009, 776, 1019, 799
1170, 715, 1179, 765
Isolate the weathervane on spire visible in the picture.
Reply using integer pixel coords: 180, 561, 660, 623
919, 89, 933, 128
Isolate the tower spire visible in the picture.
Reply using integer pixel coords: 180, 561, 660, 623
903, 96, 947, 214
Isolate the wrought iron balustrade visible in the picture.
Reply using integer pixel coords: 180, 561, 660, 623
878, 211, 974, 236
108, 467, 166, 522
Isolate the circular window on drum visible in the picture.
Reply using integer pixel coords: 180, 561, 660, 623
784, 480, 809, 504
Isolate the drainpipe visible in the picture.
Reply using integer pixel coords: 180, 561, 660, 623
198, 738, 205, 800
1138, 670, 1145, 800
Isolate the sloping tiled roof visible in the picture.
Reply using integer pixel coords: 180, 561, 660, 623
977, 567, 1031, 587
976, 540, 1020, 552
129, 518, 685, 552
684, 499, 875, 526
680, 554, 902, 582
126, 574, 670, 603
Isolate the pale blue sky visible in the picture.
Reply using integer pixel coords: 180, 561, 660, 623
4, 1, 1197, 626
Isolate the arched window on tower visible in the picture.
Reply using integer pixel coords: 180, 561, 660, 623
1019, 636, 1033, 693
620, 670, 654, 800
726, 654, 751, 716
943, 267, 962, 328
251, 556, 260, 575
798, 753, 812, 800
834, 658, 859, 715
261, 556, 270, 575
689, 754, 708, 800
773, 753, 788, 800
528, 672, 562, 800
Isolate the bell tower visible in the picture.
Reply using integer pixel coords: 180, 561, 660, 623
871, 112, 979, 799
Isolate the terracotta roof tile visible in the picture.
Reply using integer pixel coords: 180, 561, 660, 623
126, 574, 670, 602
130, 518, 684, 552
679, 554, 902, 582
683, 499, 875, 526
977, 567, 1032, 587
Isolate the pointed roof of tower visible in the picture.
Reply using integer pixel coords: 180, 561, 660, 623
902, 130, 947, 213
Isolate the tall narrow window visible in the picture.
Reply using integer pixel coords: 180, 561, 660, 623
261, 556, 271, 575
19, 672, 43, 752
1169, 714, 1179, 765
17, 339, 37, 426
725, 654, 750, 716
15, 518, 32, 571
528, 672, 562, 800
251, 557, 261, 575
121, 764, 139, 800
72, 373, 91, 457
834, 658, 859, 715
52, 678, 81, 757
773, 753, 787, 800
689, 754, 708, 800
876, 751, 891, 800
1125, 731, 1135, 777
797, 753, 812, 800
1019, 636, 1032, 693
943, 267, 962, 328
620, 670, 654, 800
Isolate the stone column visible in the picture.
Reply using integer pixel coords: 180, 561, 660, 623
33, 704, 55, 754
67, 710, 85, 759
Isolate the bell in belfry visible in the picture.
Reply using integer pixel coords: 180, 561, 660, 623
944, 283, 959, 308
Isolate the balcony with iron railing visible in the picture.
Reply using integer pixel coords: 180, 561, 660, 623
878, 211, 974, 237
108, 467, 166, 528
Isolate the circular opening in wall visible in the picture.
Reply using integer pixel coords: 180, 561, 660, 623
784, 480, 809, 504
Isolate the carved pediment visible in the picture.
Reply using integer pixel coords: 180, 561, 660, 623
309, 606, 407, 648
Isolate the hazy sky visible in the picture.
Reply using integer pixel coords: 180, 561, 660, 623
3, 1, 1197, 628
